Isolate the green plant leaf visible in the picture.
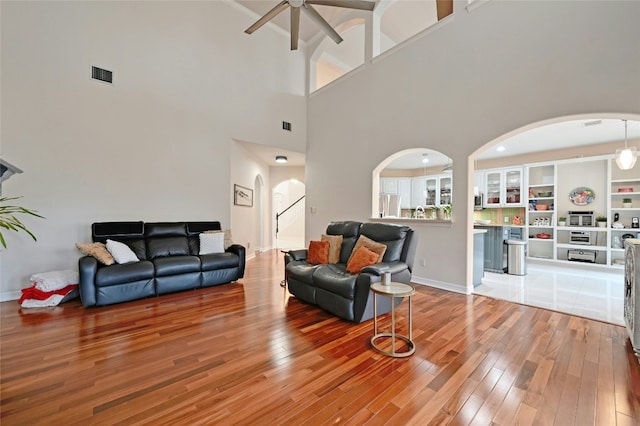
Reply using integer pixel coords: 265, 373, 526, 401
0, 196, 44, 248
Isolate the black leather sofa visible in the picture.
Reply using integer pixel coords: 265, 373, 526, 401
79, 221, 245, 307
285, 221, 417, 323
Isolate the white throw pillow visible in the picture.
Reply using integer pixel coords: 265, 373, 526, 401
204, 229, 233, 249
199, 232, 225, 255
106, 239, 139, 264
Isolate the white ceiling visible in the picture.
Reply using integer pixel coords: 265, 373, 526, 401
237, 140, 306, 167
386, 119, 640, 169
233, 2, 640, 170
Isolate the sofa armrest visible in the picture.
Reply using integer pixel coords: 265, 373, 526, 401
360, 261, 408, 276
284, 249, 307, 262
227, 244, 246, 278
78, 256, 98, 307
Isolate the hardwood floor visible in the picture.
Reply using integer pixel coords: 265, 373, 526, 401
1, 249, 639, 425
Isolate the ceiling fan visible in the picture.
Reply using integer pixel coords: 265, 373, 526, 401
245, 0, 376, 51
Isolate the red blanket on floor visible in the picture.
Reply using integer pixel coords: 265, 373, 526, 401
19, 284, 78, 304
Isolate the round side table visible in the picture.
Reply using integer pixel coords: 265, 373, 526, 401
370, 282, 416, 357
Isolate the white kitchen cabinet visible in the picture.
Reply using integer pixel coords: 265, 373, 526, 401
410, 177, 426, 208
380, 177, 398, 195
422, 175, 453, 207
473, 171, 484, 195
380, 177, 412, 210
398, 178, 411, 209
483, 167, 524, 207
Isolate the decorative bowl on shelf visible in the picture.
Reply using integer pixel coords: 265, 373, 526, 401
537, 191, 552, 197
536, 233, 552, 239
535, 204, 549, 210
618, 187, 634, 192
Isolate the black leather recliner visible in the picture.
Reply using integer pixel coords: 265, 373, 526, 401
285, 221, 417, 323
79, 221, 245, 307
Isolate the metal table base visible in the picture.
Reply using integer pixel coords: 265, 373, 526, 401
370, 282, 416, 358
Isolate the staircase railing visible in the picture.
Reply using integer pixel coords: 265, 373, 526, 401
276, 195, 305, 239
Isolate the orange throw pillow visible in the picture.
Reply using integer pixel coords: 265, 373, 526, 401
307, 240, 330, 265
348, 235, 387, 265
346, 246, 379, 274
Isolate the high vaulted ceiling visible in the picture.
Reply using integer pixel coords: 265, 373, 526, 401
236, 0, 380, 45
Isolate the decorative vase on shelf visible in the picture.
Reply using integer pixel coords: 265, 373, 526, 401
623, 198, 632, 208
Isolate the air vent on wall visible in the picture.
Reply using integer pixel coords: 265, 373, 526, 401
282, 121, 292, 132
583, 120, 602, 127
92, 66, 113, 84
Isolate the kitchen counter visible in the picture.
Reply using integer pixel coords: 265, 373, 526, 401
474, 223, 525, 228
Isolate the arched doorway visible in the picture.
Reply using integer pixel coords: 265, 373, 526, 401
273, 179, 305, 250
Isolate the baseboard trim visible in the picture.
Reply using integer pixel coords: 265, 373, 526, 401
410, 276, 469, 295
1, 291, 21, 302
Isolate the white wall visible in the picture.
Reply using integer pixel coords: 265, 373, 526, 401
0, 1, 306, 299
306, 0, 640, 292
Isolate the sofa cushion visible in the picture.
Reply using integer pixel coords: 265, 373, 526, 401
286, 260, 320, 285
200, 252, 240, 271
95, 261, 155, 287
325, 221, 361, 264
348, 235, 386, 264
321, 234, 343, 264
106, 239, 140, 264
307, 240, 330, 264
145, 222, 187, 238
153, 256, 201, 277
313, 264, 357, 299
359, 222, 410, 262
147, 237, 190, 259
346, 246, 380, 273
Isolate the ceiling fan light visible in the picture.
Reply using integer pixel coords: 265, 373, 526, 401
616, 147, 637, 170
275, 155, 288, 163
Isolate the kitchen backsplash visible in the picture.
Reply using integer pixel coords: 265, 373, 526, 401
474, 207, 525, 225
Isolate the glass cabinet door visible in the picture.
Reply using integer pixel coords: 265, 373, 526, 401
504, 169, 522, 206
485, 171, 502, 206
425, 177, 438, 206
439, 176, 452, 206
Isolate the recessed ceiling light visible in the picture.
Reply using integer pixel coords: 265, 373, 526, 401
275, 155, 288, 163
421, 154, 429, 164
496, 146, 506, 152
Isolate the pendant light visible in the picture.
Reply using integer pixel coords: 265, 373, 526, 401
616, 120, 637, 170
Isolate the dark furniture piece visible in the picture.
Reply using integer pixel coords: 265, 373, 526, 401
285, 221, 417, 323
79, 221, 245, 307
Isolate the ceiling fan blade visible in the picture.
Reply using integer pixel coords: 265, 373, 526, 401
291, 7, 300, 50
306, 0, 375, 11
245, 0, 290, 34
302, 3, 343, 44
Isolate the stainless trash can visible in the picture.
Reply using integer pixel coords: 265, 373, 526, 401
505, 239, 527, 275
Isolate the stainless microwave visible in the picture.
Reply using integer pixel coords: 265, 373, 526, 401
570, 231, 596, 245
568, 211, 594, 227
474, 194, 484, 210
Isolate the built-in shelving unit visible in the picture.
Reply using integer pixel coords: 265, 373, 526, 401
608, 160, 640, 268
526, 164, 556, 260
519, 158, 640, 269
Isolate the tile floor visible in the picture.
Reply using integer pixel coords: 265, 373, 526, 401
474, 260, 625, 326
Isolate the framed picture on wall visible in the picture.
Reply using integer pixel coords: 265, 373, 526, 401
234, 184, 253, 207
